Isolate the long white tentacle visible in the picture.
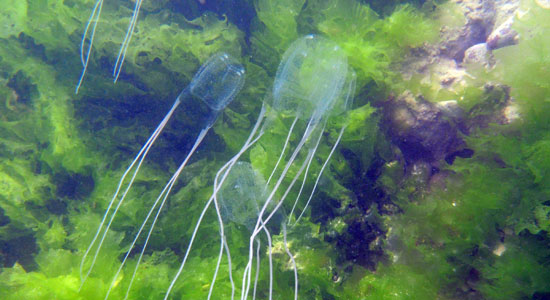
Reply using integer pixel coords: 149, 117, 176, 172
295, 125, 346, 226
119, 128, 210, 300
80, 99, 181, 289
241, 117, 317, 299
266, 117, 298, 186
288, 121, 327, 222
164, 105, 267, 300
282, 223, 298, 300
76, 0, 104, 93
113, 0, 144, 82
224, 236, 236, 300
252, 238, 261, 300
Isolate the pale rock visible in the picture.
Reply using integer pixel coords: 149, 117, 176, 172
487, 15, 519, 49
463, 43, 494, 67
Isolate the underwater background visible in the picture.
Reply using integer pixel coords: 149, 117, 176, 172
1, 0, 550, 299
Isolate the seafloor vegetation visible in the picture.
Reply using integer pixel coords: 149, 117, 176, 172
0, 0, 549, 299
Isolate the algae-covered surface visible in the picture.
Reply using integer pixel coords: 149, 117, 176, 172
0, 0, 549, 299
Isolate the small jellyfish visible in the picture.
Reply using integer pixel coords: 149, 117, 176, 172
218, 162, 267, 231
79, 53, 245, 298
217, 162, 274, 300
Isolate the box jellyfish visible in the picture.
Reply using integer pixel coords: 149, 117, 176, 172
217, 162, 274, 300
79, 52, 245, 295
239, 34, 355, 300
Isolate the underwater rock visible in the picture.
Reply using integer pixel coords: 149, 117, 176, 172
440, 0, 496, 61
436, 100, 463, 120
434, 58, 469, 89
501, 99, 521, 124
463, 42, 494, 67
398, 0, 521, 106
486, 15, 519, 50
382, 83, 513, 166
400, 48, 470, 100
437, 0, 519, 61
382, 91, 465, 164
407, 161, 433, 188
493, 0, 520, 25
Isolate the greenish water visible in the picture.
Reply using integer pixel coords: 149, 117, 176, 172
0, 0, 549, 299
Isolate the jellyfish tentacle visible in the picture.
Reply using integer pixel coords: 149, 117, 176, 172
282, 223, 298, 300
85, 52, 245, 289
76, 0, 104, 93
164, 106, 266, 300
208, 211, 226, 300
252, 116, 316, 231
103, 165, 172, 299
164, 161, 232, 300
293, 68, 356, 225
257, 120, 323, 231
254, 122, 324, 238
121, 127, 210, 300
211, 104, 267, 298
224, 236, 236, 300
80, 96, 181, 289
289, 120, 327, 221
242, 117, 318, 299
103, 126, 208, 300
241, 35, 352, 299
266, 116, 298, 187
290, 149, 315, 218
113, 0, 144, 82
241, 218, 271, 300
295, 125, 346, 226
243, 226, 273, 300
82, 53, 245, 297
208, 172, 231, 300
252, 238, 261, 300
265, 226, 273, 300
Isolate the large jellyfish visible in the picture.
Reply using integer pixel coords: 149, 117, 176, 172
159, 34, 356, 299
79, 52, 245, 294
239, 34, 356, 300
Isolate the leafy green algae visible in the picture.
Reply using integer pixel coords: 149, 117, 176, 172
376, 2, 550, 299
0, 0, 549, 299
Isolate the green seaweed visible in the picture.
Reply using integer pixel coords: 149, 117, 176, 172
302, 0, 438, 88
2, 0, 549, 299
